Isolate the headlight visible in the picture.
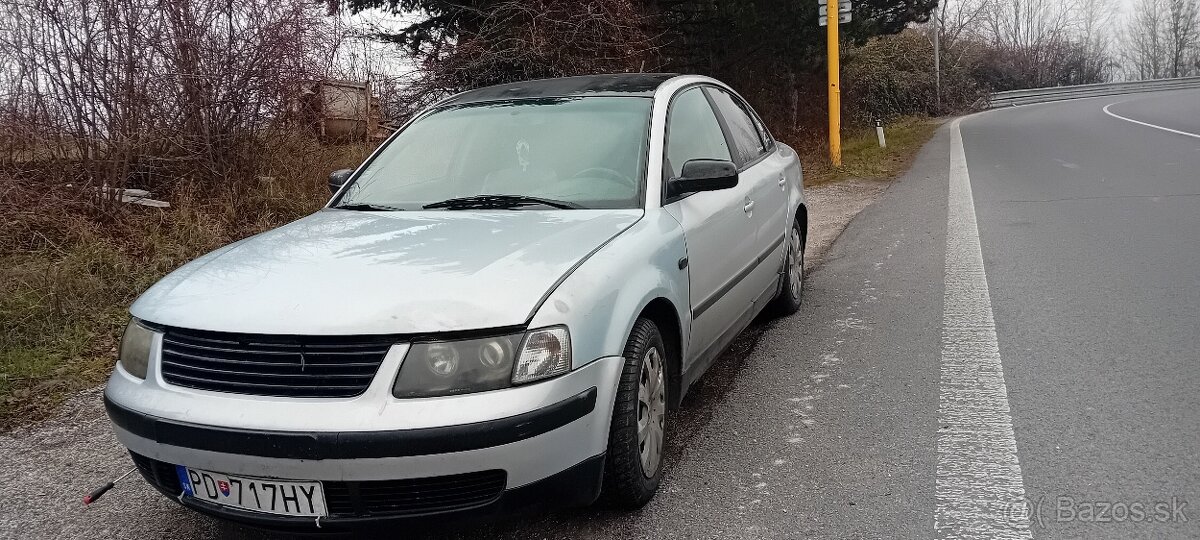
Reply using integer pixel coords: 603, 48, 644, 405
392, 326, 572, 398
118, 319, 154, 379
393, 334, 521, 398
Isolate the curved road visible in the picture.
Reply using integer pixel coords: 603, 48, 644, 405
961, 89, 1200, 539
4, 89, 1198, 539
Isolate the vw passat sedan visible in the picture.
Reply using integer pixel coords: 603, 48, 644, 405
105, 73, 807, 530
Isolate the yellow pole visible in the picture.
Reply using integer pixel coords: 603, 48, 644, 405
827, 8, 842, 167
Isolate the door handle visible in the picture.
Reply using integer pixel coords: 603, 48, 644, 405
743, 200, 755, 213
778, 175, 787, 189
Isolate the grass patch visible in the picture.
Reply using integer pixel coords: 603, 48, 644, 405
0, 140, 374, 430
801, 116, 941, 186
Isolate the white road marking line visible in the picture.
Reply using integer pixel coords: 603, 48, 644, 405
936, 119, 1032, 540
1103, 102, 1200, 139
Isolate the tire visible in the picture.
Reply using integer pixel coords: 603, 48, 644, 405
771, 218, 805, 316
601, 317, 668, 509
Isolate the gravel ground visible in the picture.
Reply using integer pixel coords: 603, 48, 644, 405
0, 177, 891, 540
801, 177, 890, 264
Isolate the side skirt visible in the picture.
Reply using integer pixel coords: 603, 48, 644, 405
679, 278, 779, 397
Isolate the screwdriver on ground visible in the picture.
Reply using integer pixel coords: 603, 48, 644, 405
84, 468, 136, 505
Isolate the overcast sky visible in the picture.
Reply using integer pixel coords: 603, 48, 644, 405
1116, 0, 1137, 21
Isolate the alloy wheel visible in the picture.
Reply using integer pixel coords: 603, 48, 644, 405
637, 346, 666, 477
788, 227, 804, 299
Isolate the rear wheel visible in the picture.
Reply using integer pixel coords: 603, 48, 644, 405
602, 317, 667, 509
771, 218, 805, 316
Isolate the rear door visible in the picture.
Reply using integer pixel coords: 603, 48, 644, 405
662, 87, 759, 367
704, 87, 788, 302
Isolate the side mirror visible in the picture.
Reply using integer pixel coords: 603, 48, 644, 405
666, 159, 738, 199
328, 169, 354, 195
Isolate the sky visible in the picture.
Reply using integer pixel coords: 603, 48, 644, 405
1117, 0, 1137, 21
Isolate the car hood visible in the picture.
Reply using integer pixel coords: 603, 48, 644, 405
131, 209, 642, 335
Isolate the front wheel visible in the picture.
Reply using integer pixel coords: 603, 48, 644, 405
601, 317, 667, 509
771, 219, 805, 316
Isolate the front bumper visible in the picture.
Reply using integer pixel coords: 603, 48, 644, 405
105, 387, 598, 461
128, 450, 605, 532
104, 343, 624, 529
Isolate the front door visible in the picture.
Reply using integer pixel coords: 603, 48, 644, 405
662, 87, 759, 371
704, 87, 789, 302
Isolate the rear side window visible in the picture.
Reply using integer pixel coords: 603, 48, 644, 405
705, 88, 767, 165
749, 108, 773, 147
664, 87, 733, 181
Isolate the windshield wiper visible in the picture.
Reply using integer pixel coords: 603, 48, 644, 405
333, 203, 405, 211
422, 194, 582, 210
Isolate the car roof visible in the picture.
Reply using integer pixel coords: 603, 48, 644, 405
439, 73, 682, 106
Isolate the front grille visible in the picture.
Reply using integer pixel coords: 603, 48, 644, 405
131, 453, 506, 518
159, 328, 392, 398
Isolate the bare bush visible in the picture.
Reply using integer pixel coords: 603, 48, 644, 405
0, 0, 405, 423
0, 0, 358, 195
843, 30, 987, 122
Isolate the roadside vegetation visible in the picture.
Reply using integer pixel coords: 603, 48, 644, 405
3, 0, 1187, 428
802, 117, 941, 186
0, 142, 374, 429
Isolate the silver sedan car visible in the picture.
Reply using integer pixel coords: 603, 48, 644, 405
104, 73, 807, 531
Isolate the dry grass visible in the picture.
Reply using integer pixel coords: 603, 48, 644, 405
799, 116, 942, 186
0, 140, 375, 430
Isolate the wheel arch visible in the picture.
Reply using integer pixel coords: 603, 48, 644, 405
796, 202, 809, 249
637, 297, 683, 409
524, 211, 690, 381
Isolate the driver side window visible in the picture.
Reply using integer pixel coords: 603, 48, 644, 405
664, 87, 732, 183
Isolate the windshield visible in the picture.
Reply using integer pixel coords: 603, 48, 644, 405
334, 97, 652, 210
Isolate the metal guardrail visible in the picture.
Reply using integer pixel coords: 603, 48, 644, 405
986, 76, 1200, 108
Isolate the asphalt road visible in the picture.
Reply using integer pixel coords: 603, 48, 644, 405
963, 89, 1200, 539
5, 89, 1199, 539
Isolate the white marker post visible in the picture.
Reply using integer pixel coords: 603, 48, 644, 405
875, 119, 886, 148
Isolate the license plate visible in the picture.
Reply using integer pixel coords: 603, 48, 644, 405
175, 465, 327, 517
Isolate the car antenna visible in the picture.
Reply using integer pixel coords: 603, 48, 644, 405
83, 467, 137, 505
